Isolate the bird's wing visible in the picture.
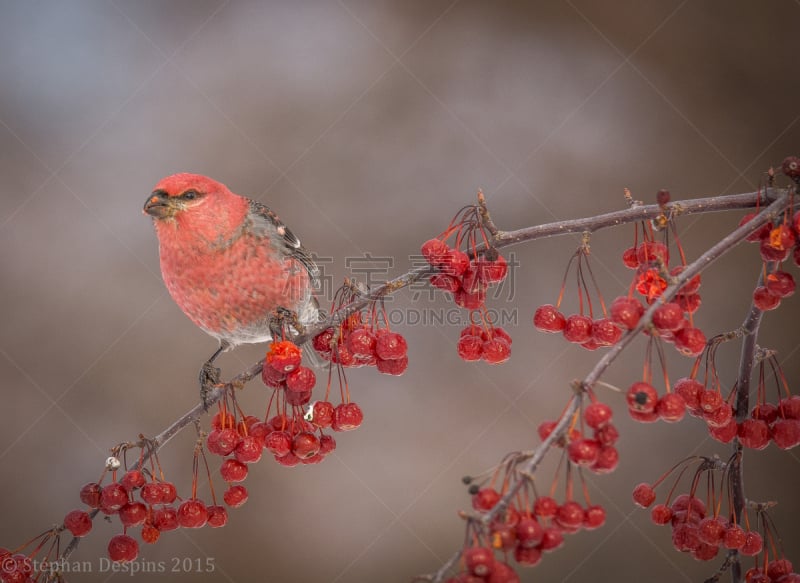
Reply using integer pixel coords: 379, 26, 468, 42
246, 199, 320, 284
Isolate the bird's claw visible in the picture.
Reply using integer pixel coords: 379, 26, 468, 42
199, 361, 222, 411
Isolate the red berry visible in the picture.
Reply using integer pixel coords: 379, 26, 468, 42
723, 524, 746, 549
650, 504, 672, 525
375, 332, 407, 360
265, 430, 293, 457
740, 213, 773, 242
119, 502, 148, 527
772, 418, 800, 449
766, 270, 795, 298
207, 427, 241, 456
79, 482, 102, 508
64, 509, 93, 537
533, 304, 566, 332
274, 451, 301, 467
627, 382, 659, 413
141, 523, 160, 543
292, 432, 321, 459
319, 434, 336, 455
220, 458, 249, 483
442, 248, 470, 277
567, 438, 600, 466
267, 340, 302, 373
740, 530, 763, 556
312, 328, 335, 354
676, 293, 702, 314
783, 156, 800, 178
345, 328, 377, 357
672, 523, 701, 552
478, 254, 508, 284
376, 355, 408, 375
769, 224, 796, 250
153, 506, 179, 531
698, 517, 727, 545
421, 238, 449, 266
656, 393, 686, 422
632, 483, 656, 508
555, 501, 585, 530
533, 496, 557, 518
594, 423, 619, 445
223, 485, 248, 508
629, 408, 659, 423
583, 505, 606, 530
671, 494, 706, 518
738, 418, 770, 449
515, 517, 544, 548
610, 296, 644, 329
767, 559, 794, 581
592, 446, 620, 475
622, 246, 639, 269
332, 402, 364, 431
670, 265, 702, 294
537, 420, 557, 441
539, 528, 564, 551
286, 366, 316, 393
108, 534, 138, 563
584, 402, 612, 429
760, 237, 791, 262
207, 505, 228, 528
674, 327, 706, 356
637, 241, 669, 265
454, 287, 486, 310
674, 378, 704, 414
591, 318, 622, 346
781, 395, 800, 419
653, 302, 684, 332
709, 418, 738, 443
472, 488, 501, 511
457, 335, 483, 361
309, 401, 335, 429
100, 482, 129, 513
159, 482, 177, 504
482, 338, 511, 364
234, 435, 263, 464
563, 314, 592, 343
693, 542, 720, 561
464, 546, 495, 577
140, 482, 163, 505
177, 499, 208, 528
286, 388, 312, 406
120, 470, 145, 491
487, 561, 521, 582
261, 362, 287, 388
753, 286, 781, 311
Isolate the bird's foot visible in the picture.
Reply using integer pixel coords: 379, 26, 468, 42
199, 360, 222, 411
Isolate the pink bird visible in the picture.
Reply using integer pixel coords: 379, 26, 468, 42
144, 173, 320, 404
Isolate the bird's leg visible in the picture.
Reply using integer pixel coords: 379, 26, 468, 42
199, 340, 229, 410
269, 307, 302, 339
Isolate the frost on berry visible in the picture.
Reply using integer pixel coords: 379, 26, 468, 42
610, 296, 644, 329
421, 238, 449, 266
632, 483, 656, 508
656, 393, 686, 423
120, 470, 145, 491
375, 332, 408, 360
591, 318, 622, 346
674, 378, 703, 414
153, 506, 179, 531
207, 505, 229, 528
737, 418, 770, 449
376, 355, 409, 375
332, 402, 364, 431
108, 534, 139, 563
584, 402, 612, 429
220, 458, 249, 483
119, 502, 148, 527
292, 432, 321, 459
674, 326, 706, 357
650, 504, 672, 525
563, 314, 592, 343
567, 438, 600, 466
583, 505, 606, 530
591, 445, 619, 474
533, 304, 566, 333
177, 499, 209, 528
652, 302, 684, 332
223, 485, 249, 508
234, 435, 263, 464
100, 482, 129, 513
457, 334, 483, 361
64, 509, 93, 537
482, 338, 511, 364
79, 482, 102, 508
286, 366, 316, 393
464, 546, 495, 577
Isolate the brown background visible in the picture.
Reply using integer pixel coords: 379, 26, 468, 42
1, 1, 799, 582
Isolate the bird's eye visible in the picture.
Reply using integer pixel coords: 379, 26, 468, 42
183, 190, 199, 200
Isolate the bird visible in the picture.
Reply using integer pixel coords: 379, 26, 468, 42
143, 172, 321, 405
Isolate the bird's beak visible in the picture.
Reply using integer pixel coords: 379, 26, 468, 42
143, 190, 178, 219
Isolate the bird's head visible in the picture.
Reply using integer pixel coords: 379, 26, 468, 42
144, 173, 230, 220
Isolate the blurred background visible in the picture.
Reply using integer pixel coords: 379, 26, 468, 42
1, 1, 799, 582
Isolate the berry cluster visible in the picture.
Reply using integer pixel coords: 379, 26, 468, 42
746, 559, 799, 583
258, 339, 362, 467
533, 243, 622, 349
313, 285, 409, 375
675, 345, 800, 449
420, 202, 512, 363
538, 399, 620, 474
633, 456, 764, 563
739, 205, 800, 309
444, 395, 617, 581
